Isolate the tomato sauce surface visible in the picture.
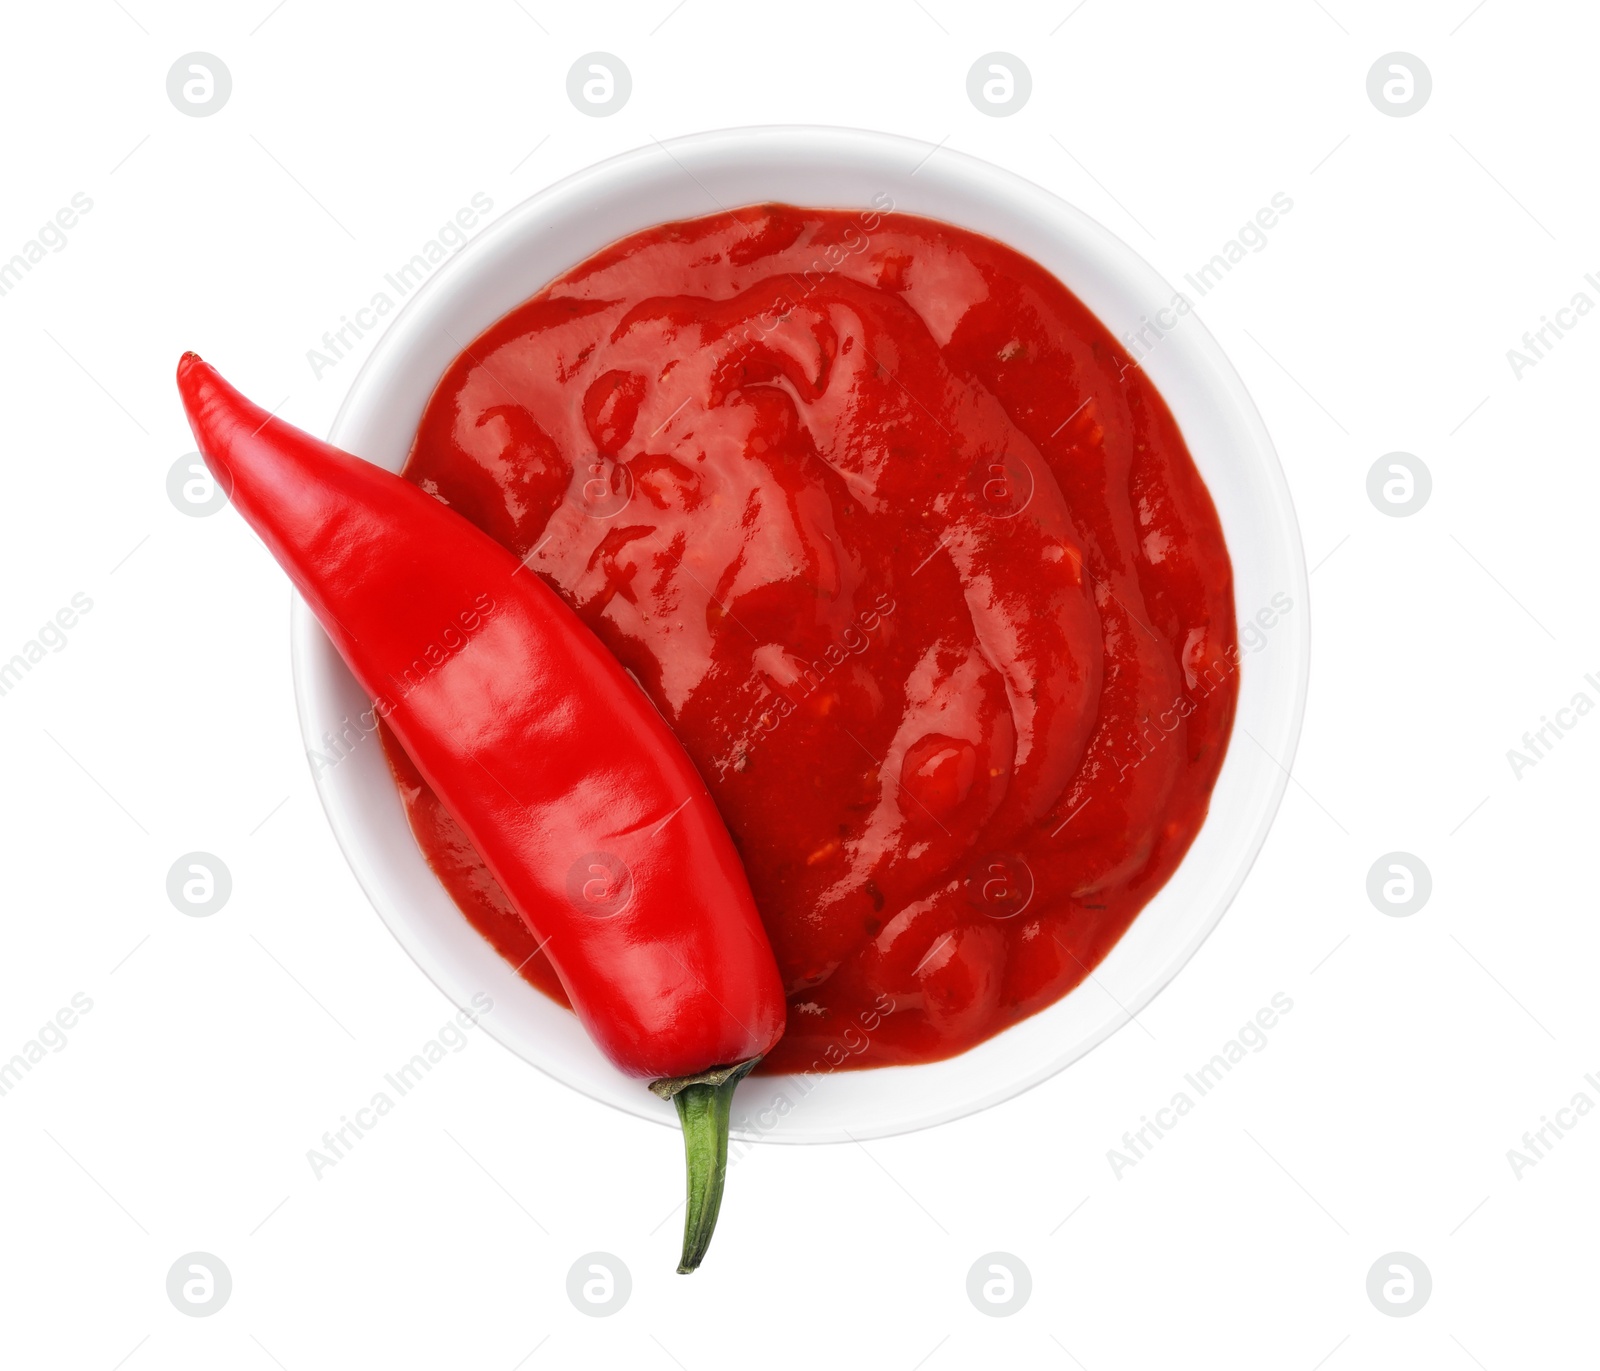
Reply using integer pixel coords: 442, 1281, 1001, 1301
382, 205, 1239, 1073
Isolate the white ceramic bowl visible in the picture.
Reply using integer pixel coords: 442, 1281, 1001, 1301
293, 126, 1309, 1143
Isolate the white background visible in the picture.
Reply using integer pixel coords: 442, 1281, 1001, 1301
1, 1, 1594, 1367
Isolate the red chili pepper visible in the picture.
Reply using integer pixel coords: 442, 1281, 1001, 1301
176, 354, 785, 1272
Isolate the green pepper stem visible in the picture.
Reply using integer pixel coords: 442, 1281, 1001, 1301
648, 1057, 760, 1274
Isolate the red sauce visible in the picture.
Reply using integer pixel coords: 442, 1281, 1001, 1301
382, 205, 1238, 1073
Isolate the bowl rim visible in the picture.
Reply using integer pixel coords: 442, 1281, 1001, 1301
293, 123, 1311, 1143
